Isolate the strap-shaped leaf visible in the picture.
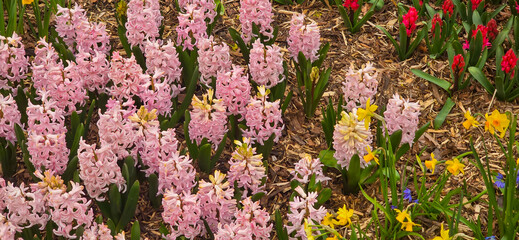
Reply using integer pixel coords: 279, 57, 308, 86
433, 97, 456, 129
274, 210, 289, 240
109, 184, 122, 224
116, 180, 140, 231
411, 69, 452, 94
62, 156, 78, 183
148, 173, 160, 208
131, 221, 141, 240
197, 143, 213, 174
69, 123, 84, 160
413, 122, 430, 143
469, 66, 495, 94
376, 25, 400, 57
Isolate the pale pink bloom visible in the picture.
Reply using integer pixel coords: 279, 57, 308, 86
198, 170, 236, 232
249, 39, 284, 88
292, 154, 331, 184
0, 33, 29, 91
97, 100, 137, 160
158, 152, 196, 195
178, 0, 216, 22
243, 87, 284, 145
109, 51, 149, 100
341, 62, 378, 111
197, 36, 232, 86
0, 180, 49, 231
81, 222, 113, 240
46, 182, 94, 238
215, 197, 271, 240
0, 213, 17, 240
55, 4, 110, 54
189, 89, 228, 147
227, 138, 266, 197
239, 0, 273, 42
384, 94, 420, 145
287, 13, 320, 63
73, 49, 110, 93
78, 139, 126, 201
26, 90, 67, 135
0, 94, 22, 143
27, 133, 69, 174
177, 4, 208, 50
333, 110, 372, 169
216, 65, 251, 118
138, 127, 180, 176
162, 190, 203, 239
126, 0, 162, 48
144, 39, 183, 98
286, 186, 327, 239
115, 232, 127, 240
139, 71, 175, 116
32, 39, 87, 114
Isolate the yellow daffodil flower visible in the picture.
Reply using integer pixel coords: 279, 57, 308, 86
22, 0, 34, 4
485, 110, 510, 138
445, 158, 465, 176
333, 205, 354, 227
326, 235, 340, 240
363, 146, 379, 165
432, 223, 451, 240
304, 219, 315, 240
322, 212, 335, 229
394, 209, 411, 223
462, 110, 479, 130
425, 152, 438, 174
357, 98, 378, 129
401, 220, 421, 231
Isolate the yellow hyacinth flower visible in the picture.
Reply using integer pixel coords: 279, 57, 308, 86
363, 146, 379, 165
425, 153, 438, 174
432, 223, 451, 240
462, 110, 479, 130
333, 205, 354, 227
357, 98, 378, 129
484, 110, 510, 138
445, 158, 465, 176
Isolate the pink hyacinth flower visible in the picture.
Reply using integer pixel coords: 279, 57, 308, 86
244, 86, 284, 145
333, 110, 372, 169
0, 33, 29, 91
239, 0, 274, 43
197, 36, 232, 86
227, 138, 267, 196
215, 197, 272, 240
162, 190, 203, 239
125, 0, 162, 48
287, 13, 320, 63
188, 89, 228, 147
249, 39, 284, 88
198, 170, 236, 233
384, 94, 421, 146
0, 94, 22, 143
286, 186, 327, 239
292, 154, 331, 184
341, 62, 378, 111
216, 65, 251, 118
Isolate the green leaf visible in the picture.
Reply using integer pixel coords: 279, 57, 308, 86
109, 184, 122, 224
318, 149, 338, 169
148, 174, 160, 208
251, 192, 265, 202
316, 188, 331, 206
275, 210, 289, 240
411, 69, 452, 94
433, 97, 455, 129
413, 122, 430, 143
96, 200, 112, 220
198, 143, 213, 174
376, 25, 400, 57
62, 156, 78, 183
344, 155, 361, 194
131, 221, 141, 240
390, 130, 403, 150
69, 123, 84, 160
469, 66, 495, 94
116, 180, 140, 231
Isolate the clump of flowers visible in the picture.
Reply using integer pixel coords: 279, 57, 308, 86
292, 154, 330, 184
286, 186, 327, 239
394, 208, 420, 231
77, 139, 126, 201
484, 109, 510, 138
486, 19, 498, 42
158, 152, 196, 195
82, 222, 113, 239
197, 36, 232, 86
125, 0, 162, 48
188, 89, 228, 147
109, 51, 149, 100
32, 39, 88, 114
176, 4, 208, 50
215, 197, 272, 239
341, 62, 378, 111
287, 13, 320, 63
333, 111, 372, 169
383, 94, 420, 145
55, 4, 110, 54
97, 99, 136, 160
243, 86, 284, 145
239, 0, 274, 43
144, 39, 183, 107
502, 49, 517, 77
463, 25, 492, 50
177, 0, 216, 21
402, 7, 418, 37
198, 170, 236, 232
343, 0, 359, 10
249, 39, 284, 88
443, 0, 454, 17
26, 91, 69, 174
162, 190, 202, 239
73, 49, 110, 93
0, 33, 29, 91
227, 138, 266, 196
471, 0, 482, 10
216, 65, 251, 118
0, 94, 22, 143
